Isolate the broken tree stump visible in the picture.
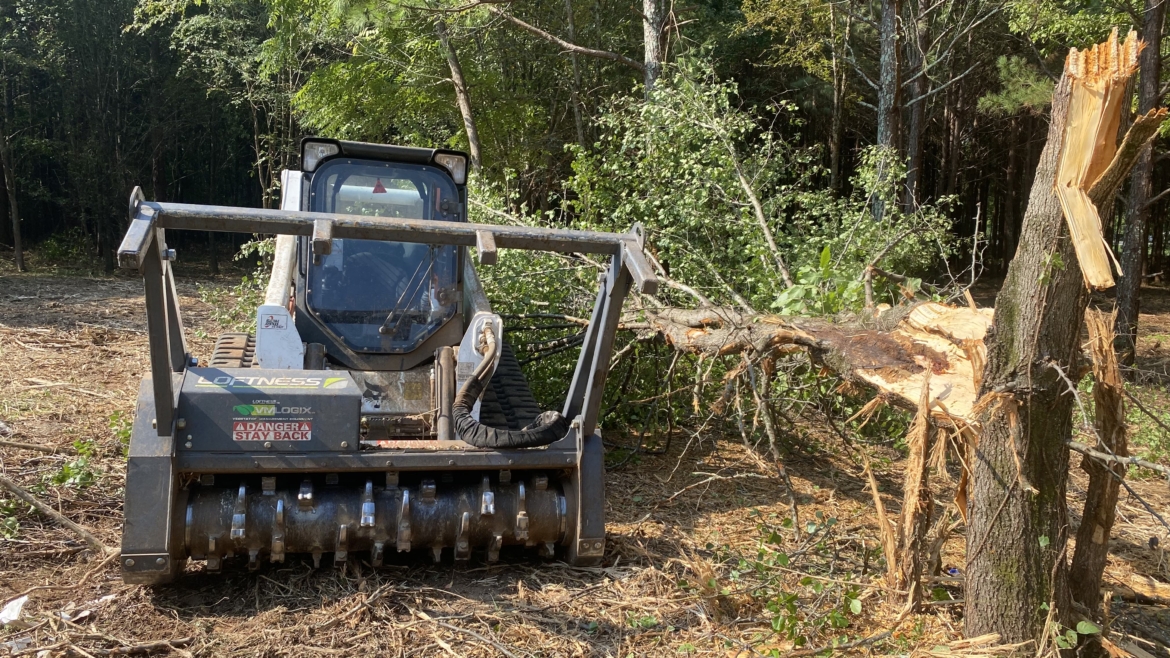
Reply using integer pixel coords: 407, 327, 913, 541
966, 29, 1162, 643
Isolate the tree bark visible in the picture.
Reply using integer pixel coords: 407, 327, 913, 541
902, 3, 927, 212
1115, 0, 1166, 367
436, 19, 483, 171
564, 0, 587, 148
829, 3, 851, 191
965, 74, 1080, 643
874, 0, 901, 221
0, 66, 23, 273
642, 0, 664, 92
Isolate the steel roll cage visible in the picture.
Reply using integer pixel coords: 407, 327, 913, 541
116, 186, 659, 445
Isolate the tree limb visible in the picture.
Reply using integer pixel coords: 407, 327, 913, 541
1067, 441, 1170, 478
1145, 186, 1170, 209
0, 473, 114, 555
485, 6, 644, 72
1088, 108, 1168, 208
731, 159, 794, 288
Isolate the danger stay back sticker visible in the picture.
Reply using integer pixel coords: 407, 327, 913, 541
232, 420, 312, 441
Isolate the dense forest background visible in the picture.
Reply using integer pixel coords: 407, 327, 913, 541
0, 0, 1164, 344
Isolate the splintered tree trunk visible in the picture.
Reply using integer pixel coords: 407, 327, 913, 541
1116, 0, 1167, 367
965, 73, 1080, 643
967, 31, 1156, 641
895, 376, 936, 608
1069, 311, 1127, 613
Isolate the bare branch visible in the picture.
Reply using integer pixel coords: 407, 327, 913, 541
0, 472, 114, 555
485, 6, 644, 72
1143, 185, 1170, 209
645, 250, 715, 306
395, 0, 512, 13
1067, 441, 1170, 478
905, 61, 979, 107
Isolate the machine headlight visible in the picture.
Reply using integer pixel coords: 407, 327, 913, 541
302, 141, 340, 172
433, 153, 467, 185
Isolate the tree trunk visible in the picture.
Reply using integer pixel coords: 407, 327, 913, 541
436, 20, 483, 171
903, 4, 927, 213
642, 0, 663, 92
564, 0, 587, 148
1069, 310, 1127, 614
1002, 118, 1020, 259
1115, 0, 1166, 367
965, 74, 1080, 643
874, 0, 901, 221
0, 133, 24, 273
208, 232, 219, 276
828, 2, 850, 191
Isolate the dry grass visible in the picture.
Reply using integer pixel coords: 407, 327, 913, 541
0, 269, 1167, 656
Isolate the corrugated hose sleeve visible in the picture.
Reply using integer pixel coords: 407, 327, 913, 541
452, 333, 570, 448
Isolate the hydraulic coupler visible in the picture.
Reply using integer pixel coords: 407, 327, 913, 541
180, 472, 566, 569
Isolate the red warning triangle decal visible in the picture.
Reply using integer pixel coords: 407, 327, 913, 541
372, 178, 387, 194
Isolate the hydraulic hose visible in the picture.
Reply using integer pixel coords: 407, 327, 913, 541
453, 325, 570, 448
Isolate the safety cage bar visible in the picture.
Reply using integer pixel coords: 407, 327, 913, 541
117, 186, 659, 446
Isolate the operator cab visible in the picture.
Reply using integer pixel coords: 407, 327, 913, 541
291, 139, 471, 371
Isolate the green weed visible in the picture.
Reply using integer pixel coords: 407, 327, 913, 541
198, 237, 273, 332
48, 439, 98, 487
0, 498, 19, 539
109, 410, 132, 455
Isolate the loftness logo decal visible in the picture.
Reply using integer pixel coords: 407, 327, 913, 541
195, 374, 348, 390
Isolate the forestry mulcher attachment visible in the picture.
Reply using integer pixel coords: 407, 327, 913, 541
116, 139, 657, 584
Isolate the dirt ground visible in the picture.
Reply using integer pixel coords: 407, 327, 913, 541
1, 267, 1169, 657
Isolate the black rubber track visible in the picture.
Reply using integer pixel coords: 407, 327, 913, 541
478, 343, 544, 431
209, 333, 256, 368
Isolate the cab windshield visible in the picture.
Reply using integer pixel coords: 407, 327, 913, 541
306, 159, 460, 353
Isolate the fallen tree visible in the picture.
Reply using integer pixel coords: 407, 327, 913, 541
628, 27, 1165, 647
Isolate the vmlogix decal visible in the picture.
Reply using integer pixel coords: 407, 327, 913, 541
231, 401, 313, 441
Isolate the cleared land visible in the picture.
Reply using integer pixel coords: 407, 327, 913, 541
1, 268, 1168, 656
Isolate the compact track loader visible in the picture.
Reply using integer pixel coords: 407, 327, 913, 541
116, 138, 657, 584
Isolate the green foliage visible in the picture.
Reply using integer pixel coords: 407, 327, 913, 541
1125, 386, 1170, 469
109, 410, 133, 455
0, 498, 19, 539
197, 237, 273, 331
568, 59, 954, 317
36, 227, 93, 266
48, 439, 98, 487
688, 514, 866, 650
627, 613, 659, 629
1004, 0, 1123, 57
978, 56, 1055, 116
1049, 617, 1102, 650
134, 0, 301, 206
740, 0, 836, 80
